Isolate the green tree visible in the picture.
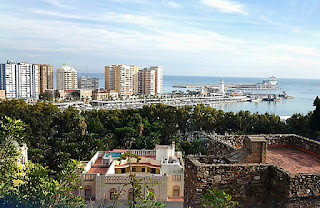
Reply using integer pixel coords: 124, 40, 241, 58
310, 96, 320, 133
202, 188, 239, 208
0, 117, 86, 208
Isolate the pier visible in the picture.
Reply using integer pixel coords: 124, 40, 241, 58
173, 83, 280, 90
53, 95, 251, 111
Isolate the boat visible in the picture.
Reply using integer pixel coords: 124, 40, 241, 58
263, 95, 279, 102
263, 76, 278, 86
251, 98, 262, 102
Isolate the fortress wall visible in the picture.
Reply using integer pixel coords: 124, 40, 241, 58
184, 156, 272, 208
185, 134, 320, 208
208, 134, 320, 158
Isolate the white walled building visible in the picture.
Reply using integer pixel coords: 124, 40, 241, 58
57, 65, 78, 90
0, 60, 38, 99
80, 142, 184, 202
150, 66, 163, 94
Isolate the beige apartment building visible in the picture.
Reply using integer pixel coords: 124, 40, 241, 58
57, 65, 78, 90
138, 66, 163, 95
138, 68, 156, 95
37, 64, 53, 94
105, 65, 140, 96
0, 90, 5, 100
80, 142, 184, 202
132, 65, 140, 95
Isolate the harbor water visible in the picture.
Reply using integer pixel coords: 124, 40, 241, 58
58, 73, 320, 117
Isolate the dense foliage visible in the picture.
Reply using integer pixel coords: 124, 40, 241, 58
202, 188, 239, 208
0, 117, 86, 208
0, 98, 319, 171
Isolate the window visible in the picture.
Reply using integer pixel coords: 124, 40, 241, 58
84, 185, 92, 198
121, 168, 126, 173
172, 175, 182, 182
128, 188, 134, 201
109, 188, 117, 200
151, 168, 156, 174
132, 168, 136, 172
148, 188, 155, 200
173, 186, 180, 197
142, 168, 145, 172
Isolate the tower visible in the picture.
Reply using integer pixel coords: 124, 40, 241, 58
220, 79, 225, 95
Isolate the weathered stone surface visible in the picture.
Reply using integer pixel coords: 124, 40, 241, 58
184, 134, 320, 208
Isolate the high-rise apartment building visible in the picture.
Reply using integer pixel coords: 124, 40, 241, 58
78, 77, 99, 90
105, 65, 138, 96
138, 66, 163, 95
150, 66, 163, 94
0, 60, 39, 99
37, 64, 53, 94
138, 68, 156, 95
57, 65, 77, 90
132, 65, 140, 95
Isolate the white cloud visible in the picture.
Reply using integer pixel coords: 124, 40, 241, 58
200, 0, 247, 15
32, 10, 156, 27
108, 0, 151, 5
161, 1, 182, 8
270, 45, 320, 57
41, 0, 72, 9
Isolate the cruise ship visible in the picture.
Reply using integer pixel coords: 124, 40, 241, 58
263, 76, 278, 86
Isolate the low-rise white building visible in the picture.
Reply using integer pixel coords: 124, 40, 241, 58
80, 142, 184, 202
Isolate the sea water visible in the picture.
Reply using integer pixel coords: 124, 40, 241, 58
58, 73, 320, 117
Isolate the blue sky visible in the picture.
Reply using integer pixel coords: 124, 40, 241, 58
1, 0, 320, 78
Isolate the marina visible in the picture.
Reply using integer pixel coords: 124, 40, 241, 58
54, 95, 251, 111
53, 92, 294, 112
53, 76, 296, 112
173, 76, 280, 91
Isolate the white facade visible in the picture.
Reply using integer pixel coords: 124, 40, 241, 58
0, 60, 38, 99
120, 65, 134, 95
80, 143, 184, 202
150, 66, 163, 94
57, 65, 78, 90
220, 79, 225, 95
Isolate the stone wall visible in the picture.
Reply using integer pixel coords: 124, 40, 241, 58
206, 137, 236, 156
270, 166, 320, 207
270, 166, 291, 199
208, 134, 320, 158
240, 137, 267, 164
185, 156, 320, 208
184, 156, 272, 208
184, 134, 320, 208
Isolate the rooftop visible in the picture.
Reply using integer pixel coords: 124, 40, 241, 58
266, 147, 320, 174
88, 158, 108, 174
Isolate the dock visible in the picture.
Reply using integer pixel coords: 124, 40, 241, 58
173, 84, 280, 90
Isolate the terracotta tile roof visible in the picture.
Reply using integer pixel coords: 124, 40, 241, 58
266, 147, 320, 174
88, 167, 108, 174
167, 197, 184, 202
88, 157, 108, 174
